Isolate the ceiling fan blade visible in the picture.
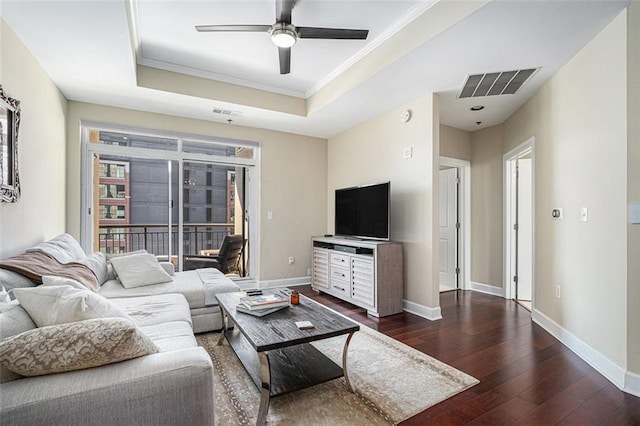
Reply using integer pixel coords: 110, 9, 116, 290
278, 47, 291, 74
297, 27, 369, 40
276, 0, 295, 24
195, 25, 271, 33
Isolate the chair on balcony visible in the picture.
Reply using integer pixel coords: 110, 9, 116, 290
184, 234, 245, 275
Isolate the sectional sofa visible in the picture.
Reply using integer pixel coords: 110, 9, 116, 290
0, 234, 241, 425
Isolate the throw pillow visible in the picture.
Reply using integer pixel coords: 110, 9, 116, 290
106, 250, 148, 280
105, 249, 147, 261
109, 253, 173, 288
41, 275, 87, 290
0, 268, 37, 291
76, 252, 108, 285
26, 233, 87, 264
0, 318, 159, 377
0, 302, 37, 383
11, 285, 132, 327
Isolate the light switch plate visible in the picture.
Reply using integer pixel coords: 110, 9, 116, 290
267, 211, 273, 220
403, 147, 413, 159
631, 203, 640, 224
580, 207, 588, 222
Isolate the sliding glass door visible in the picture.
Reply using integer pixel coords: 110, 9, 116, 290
181, 160, 247, 275
92, 153, 178, 259
83, 126, 257, 278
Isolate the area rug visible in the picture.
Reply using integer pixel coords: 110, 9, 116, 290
197, 324, 478, 425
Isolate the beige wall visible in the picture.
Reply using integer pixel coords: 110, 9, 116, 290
470, 125, 504, 287
0, 19, 68, 258
65, 102, 327, 281
327, 94, 440, 311
440, 125, 471, 161
627, 1, 640, 375
504, 11, 628, 366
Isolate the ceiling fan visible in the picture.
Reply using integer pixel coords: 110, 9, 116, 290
195, 0, 369, 75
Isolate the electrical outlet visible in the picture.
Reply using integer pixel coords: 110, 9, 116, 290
307, 268, 311, 276
288, 256, 295, 265
555, 285, 561, 299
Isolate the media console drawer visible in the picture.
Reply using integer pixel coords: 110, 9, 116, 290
330, 280, 350, 296
330, 264, 349, 281
330, 253, 349, 266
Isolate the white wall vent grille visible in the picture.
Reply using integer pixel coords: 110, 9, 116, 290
459, 68, 538, 98
212, 108, 242, 117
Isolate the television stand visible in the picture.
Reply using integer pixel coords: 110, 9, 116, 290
311, 236, 403, 317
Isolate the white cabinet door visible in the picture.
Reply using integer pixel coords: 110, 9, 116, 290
351, 257, 374, 309
312, 248, 329, 289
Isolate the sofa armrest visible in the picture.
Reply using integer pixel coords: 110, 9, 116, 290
0, 347, 214, 426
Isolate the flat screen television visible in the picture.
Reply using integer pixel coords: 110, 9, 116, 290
335, 182, 390, 240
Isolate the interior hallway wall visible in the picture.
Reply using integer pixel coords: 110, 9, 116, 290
470, 124, 504, 288
503, 10, 628, 368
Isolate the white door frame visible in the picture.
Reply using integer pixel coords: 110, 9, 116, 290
439, 156, 471, 290
503, 137, 535, 302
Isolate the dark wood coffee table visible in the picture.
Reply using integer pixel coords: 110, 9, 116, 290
215, 290, 360, 425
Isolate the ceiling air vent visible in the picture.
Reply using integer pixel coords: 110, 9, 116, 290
459, 68, 538, 98
212, 108, 242, 117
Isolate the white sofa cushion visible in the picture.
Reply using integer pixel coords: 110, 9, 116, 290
99, 268, 239, 310
109, 253, 173, 288
0, 318, 158, 377
11, 285, 131, 327
110, 294, 192, 328
140, 321, 198, 352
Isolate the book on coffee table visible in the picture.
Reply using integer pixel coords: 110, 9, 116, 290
236, 304, 288, 317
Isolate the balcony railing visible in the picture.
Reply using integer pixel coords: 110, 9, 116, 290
98, 223, 235, 257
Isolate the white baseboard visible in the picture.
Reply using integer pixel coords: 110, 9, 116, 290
403, 299, 442, 321
624, 371, 640, 397
532, 309, 626, 390
256, 276, 311, 290
470, 281, 505, 297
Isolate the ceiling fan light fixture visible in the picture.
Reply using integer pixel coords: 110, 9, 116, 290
270, 23, 297, 47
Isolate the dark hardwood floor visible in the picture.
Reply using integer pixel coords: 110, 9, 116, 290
297, 286, 640, 425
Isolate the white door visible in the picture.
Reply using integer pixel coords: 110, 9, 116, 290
439, 168, 458, 290
517, 158, 533, 301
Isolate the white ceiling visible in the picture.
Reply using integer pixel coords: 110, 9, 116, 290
135, 0, 428, 97
0, 0, 629, 138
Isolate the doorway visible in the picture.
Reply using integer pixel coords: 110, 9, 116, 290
504, 139, 534, 310
439, 157, 471, 292
439, 166, 458, 292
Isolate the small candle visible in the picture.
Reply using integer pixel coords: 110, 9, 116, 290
290, 290, 300, 305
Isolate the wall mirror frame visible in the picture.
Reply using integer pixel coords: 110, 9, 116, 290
0, 85, 21, 203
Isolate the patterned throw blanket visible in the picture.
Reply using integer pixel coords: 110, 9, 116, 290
0, 251, 99, 291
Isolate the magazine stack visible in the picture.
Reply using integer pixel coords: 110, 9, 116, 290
236, 292, 290, 317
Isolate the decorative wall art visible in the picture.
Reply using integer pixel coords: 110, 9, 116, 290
0, 85, 21, 203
